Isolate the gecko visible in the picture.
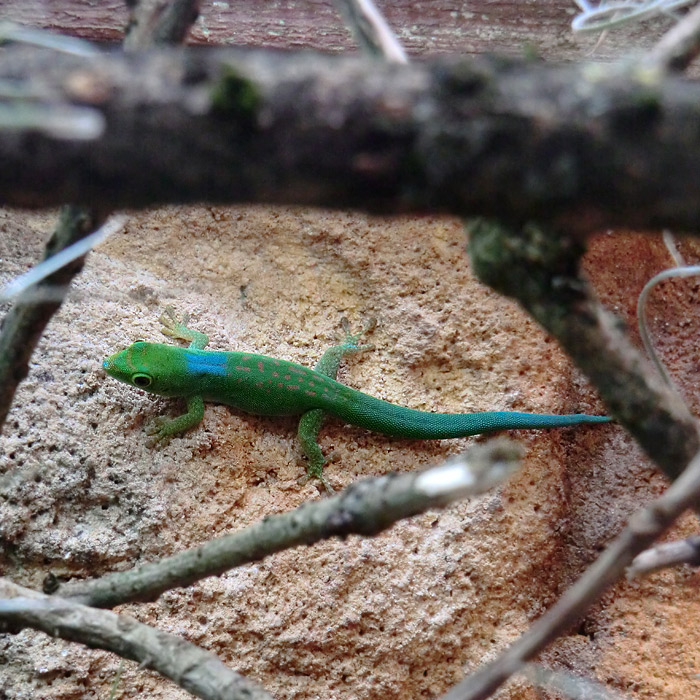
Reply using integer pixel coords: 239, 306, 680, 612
103, 308, 610, 488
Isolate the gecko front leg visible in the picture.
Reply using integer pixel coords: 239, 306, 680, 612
146, 307, 209, 443
159, 305, 209, 350
146, 395, 205, 445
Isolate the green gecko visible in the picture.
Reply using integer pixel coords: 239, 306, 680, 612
103, 308, 610, 487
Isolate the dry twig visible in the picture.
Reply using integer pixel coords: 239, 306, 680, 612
0, 206, 103, 432
645, 1, 700, 71
332, 0, 408, 63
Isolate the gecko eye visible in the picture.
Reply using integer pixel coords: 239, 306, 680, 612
132, 373, 153, 388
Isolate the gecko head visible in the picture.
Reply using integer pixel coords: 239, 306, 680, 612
103, 342, 184, 397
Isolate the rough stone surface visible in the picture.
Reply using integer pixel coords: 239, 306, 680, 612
2, 4, 700, 700
2, 207, 696, 700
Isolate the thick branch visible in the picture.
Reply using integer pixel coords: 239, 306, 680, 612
2, 47, 700, 230
468, 220, 700, 480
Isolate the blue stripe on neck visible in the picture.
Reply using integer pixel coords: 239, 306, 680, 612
184, 350, 229, 377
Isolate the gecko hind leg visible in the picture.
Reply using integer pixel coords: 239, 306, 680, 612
297, 409, 332, 492
312, 316, 376, 378
297, 317, 376, 492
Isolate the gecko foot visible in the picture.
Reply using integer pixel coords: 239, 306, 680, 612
340, 316, 376, 353
298, 467, 335, 495
158, 306, 209, 349
159, 306, 192, 342
144, 417, 175, 447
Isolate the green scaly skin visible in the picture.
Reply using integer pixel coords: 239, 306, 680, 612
103, 308, 611, 488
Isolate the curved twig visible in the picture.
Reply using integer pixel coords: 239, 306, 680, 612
636, 263, 700, 390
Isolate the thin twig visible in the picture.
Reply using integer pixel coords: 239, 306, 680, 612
645, 1, 700, 71
0, 216, 126, 303
662, 229, 684, 267
440, 447, 700, 700
628, 534, 700, 576
572, 0, 697, 34
636, 264, 700, 390
0, 20, 99, 56
0, 579, 271, 700
55, 441, 521, 608
332, 0, 408, 63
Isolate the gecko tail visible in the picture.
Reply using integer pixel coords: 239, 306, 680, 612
327, 390, 611, 439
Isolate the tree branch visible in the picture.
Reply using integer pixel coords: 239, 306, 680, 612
3, 47, 700, 230
0, 206, 103, 432
468, 220, 700, 481
53, 441, 521, 608
0, 579, 271, 700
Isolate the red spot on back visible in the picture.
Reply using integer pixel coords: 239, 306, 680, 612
257, 361, 264, 372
